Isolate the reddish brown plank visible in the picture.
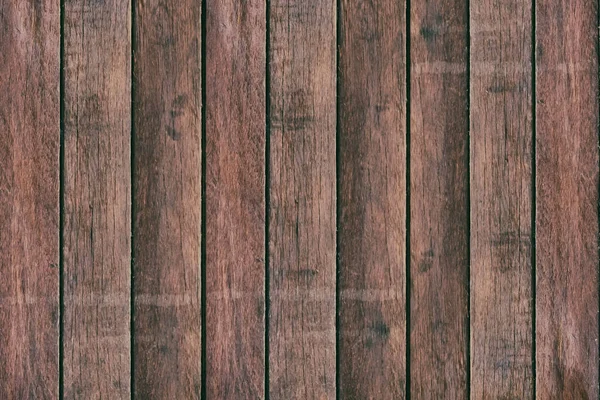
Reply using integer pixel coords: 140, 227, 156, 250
338, 1, 407, 398
133, 1, 201, 398
205, 0, 266, 398
0, 1, 59, 398
470, 0, 534, 398
410, 0, 469, 397
62, 0, 131, 398
535, 0, 599, 397
268, 0, 337, 398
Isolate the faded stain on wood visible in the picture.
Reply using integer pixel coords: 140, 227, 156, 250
470, 0, 534, 398
62, 0, 131, 398
268, 0, 337, 398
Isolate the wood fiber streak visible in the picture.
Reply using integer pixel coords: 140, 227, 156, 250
410, 0, 469, 397
133, 1, 201, 398
338, 1, 406, 398
268, 0, 337, 398
205, 0, 266, 398
470, 0, 534, 398
62, 0, 131, 398
535, 0, 599, 398
0, 1, 59, 398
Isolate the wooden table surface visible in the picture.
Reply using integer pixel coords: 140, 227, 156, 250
1, 0, 597, 398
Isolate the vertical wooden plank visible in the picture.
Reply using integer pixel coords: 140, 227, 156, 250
63, 0, 131, 398
536, 0, 599, 397
410, 0, 469, 397
133, 0, 201, 398
205, 0, 265, 398
470, 0, 534, 398
0, 1, 59, 398
268, 0, 336, 398
338, 1, 406, 398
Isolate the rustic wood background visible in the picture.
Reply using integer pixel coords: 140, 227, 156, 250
1, 0, 598, 398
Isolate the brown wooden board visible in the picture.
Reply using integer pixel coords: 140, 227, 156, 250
133, 1, 201, 398
535, 0, 599, 397
338, 1, 407, 398
0, 1, 60, 398
409, 0, 470, 397
470, 0, 534, 398
205, 0, 266, 398
62, 0, 131, 398
268, 0, 337, 398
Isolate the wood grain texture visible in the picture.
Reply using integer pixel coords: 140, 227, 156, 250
268, 0, 336, 398
535, 0, 599, 397
133, 1, 201, 398
470, 0, 534, 398
0, 1, 59, 398
62, 0, 131, 398
410, 0, 469, 397
338, 1, 406, 398
205, 0, 265, 398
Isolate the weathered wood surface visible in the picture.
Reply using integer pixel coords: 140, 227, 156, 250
338, 0, 407, 398
409, 0, 470, 397
133, 0, 202, 398
268, 0, 337, 398
0, 1, 60, 398
535, 0, 599, 397
470, 0, 534, 398
205, 0, 266, 398
63, 0, 131, 398
1, 1, 600, 398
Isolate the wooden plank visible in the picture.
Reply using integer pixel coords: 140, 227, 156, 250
0, 1, 59, 398
535, 0, 599, 397
409, 0, 469, 397
205, 0, 265, 398
268, 0, 336, 398
338, 1, 406, 398
470, 0, 534, 398
133, 1, 201, 398
62, 0, 131, 398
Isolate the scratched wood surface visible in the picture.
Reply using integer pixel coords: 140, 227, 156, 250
470, 0, 534, 398
133, 0, 201, 398
409, 0, 470, 397
0, 1, 59, 398
62, 0, 131, 398
535, 0, 599, 398
205, 0, 266, 398
338, 1, 407, 399
268, 0, 337, 398
1, 0, 600, 398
